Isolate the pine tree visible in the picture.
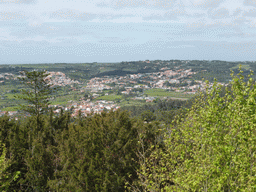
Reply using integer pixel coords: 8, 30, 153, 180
48, 110, 142, 191
15, 70, 55, 130
0, 141, 20, 192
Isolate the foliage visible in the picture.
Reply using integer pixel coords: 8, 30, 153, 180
48, 110, 147, 191
122, 98, 190, 125
0, 142, 20, 192
3, 62, 256, 191
15, 70, 57, 130
0, 109, 162, 191
140, 110, 156, 123
15, 70, 53, 115
137, 66, 256, 191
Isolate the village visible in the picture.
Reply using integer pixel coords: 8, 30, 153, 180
0, 66, 228, 118
87, 67, 200, 93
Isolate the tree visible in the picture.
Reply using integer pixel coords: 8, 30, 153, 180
137, 66, 256, 191
140, 110, 156, 123
48, 110, 150, 191
0, 142, 20, 192
15, 70, 55, 129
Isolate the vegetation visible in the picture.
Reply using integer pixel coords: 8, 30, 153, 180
97, 94, 122, 101
133, 66, 256, 191
144, 88, 191, 98
1, 63, 256, 191
0, 142, 20, 191
0, 108, 163, 191
1, 59, 255, 110
15, 70, 57, 129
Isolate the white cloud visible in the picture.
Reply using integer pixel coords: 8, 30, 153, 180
1, 0, 256, 63
98, 0, 177, 9
233, 8, 243, 16
143, 13, 166, 21
208, 8, 229, 19
192, 0, 225, 8
243, 8, 256, 16
50, 9, 97, 21
0, 11, 26, 20
244, 0, 256, 7
0, 0, 36, 4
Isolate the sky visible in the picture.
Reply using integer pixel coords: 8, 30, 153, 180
0, 0, 256, 64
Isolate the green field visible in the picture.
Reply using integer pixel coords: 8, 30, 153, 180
119, 99, 147, 107
97, 94, 122, 101
144, 89, 192, 99
1, 106, 19, 112
231, 64, 250, 70
51, 93, 82, 105
5, 93, 16, 99
51, 100, 70, 106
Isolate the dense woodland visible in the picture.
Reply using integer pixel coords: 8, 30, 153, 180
1, 65, 256, 191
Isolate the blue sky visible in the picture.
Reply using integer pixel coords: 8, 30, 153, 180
0, 0, 256, 64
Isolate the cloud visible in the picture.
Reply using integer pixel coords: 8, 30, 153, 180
185, 7, 253, 29
105, 0, 148, 8
0, 0, 36, 4
96, 1, 110, 7
243, 8, 256, 16
9, 22, 102, 39
0, 39, 49, 48
50, 9, 97, 21
208, 7, 229, 19
142, 5, 202, 21
97, 0, 177, 9
150, 0, 177, 9
248, 18, 256, 27
0, 11, 26, 20
193, 0, 225, 8
143, 9, 207, 21
143, 13, 166, 21
233, 8, 243, 16
233, 16, 249, 26
244, 0, 256, 7
49, 8, 132, 22
164, 8, 187, 20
